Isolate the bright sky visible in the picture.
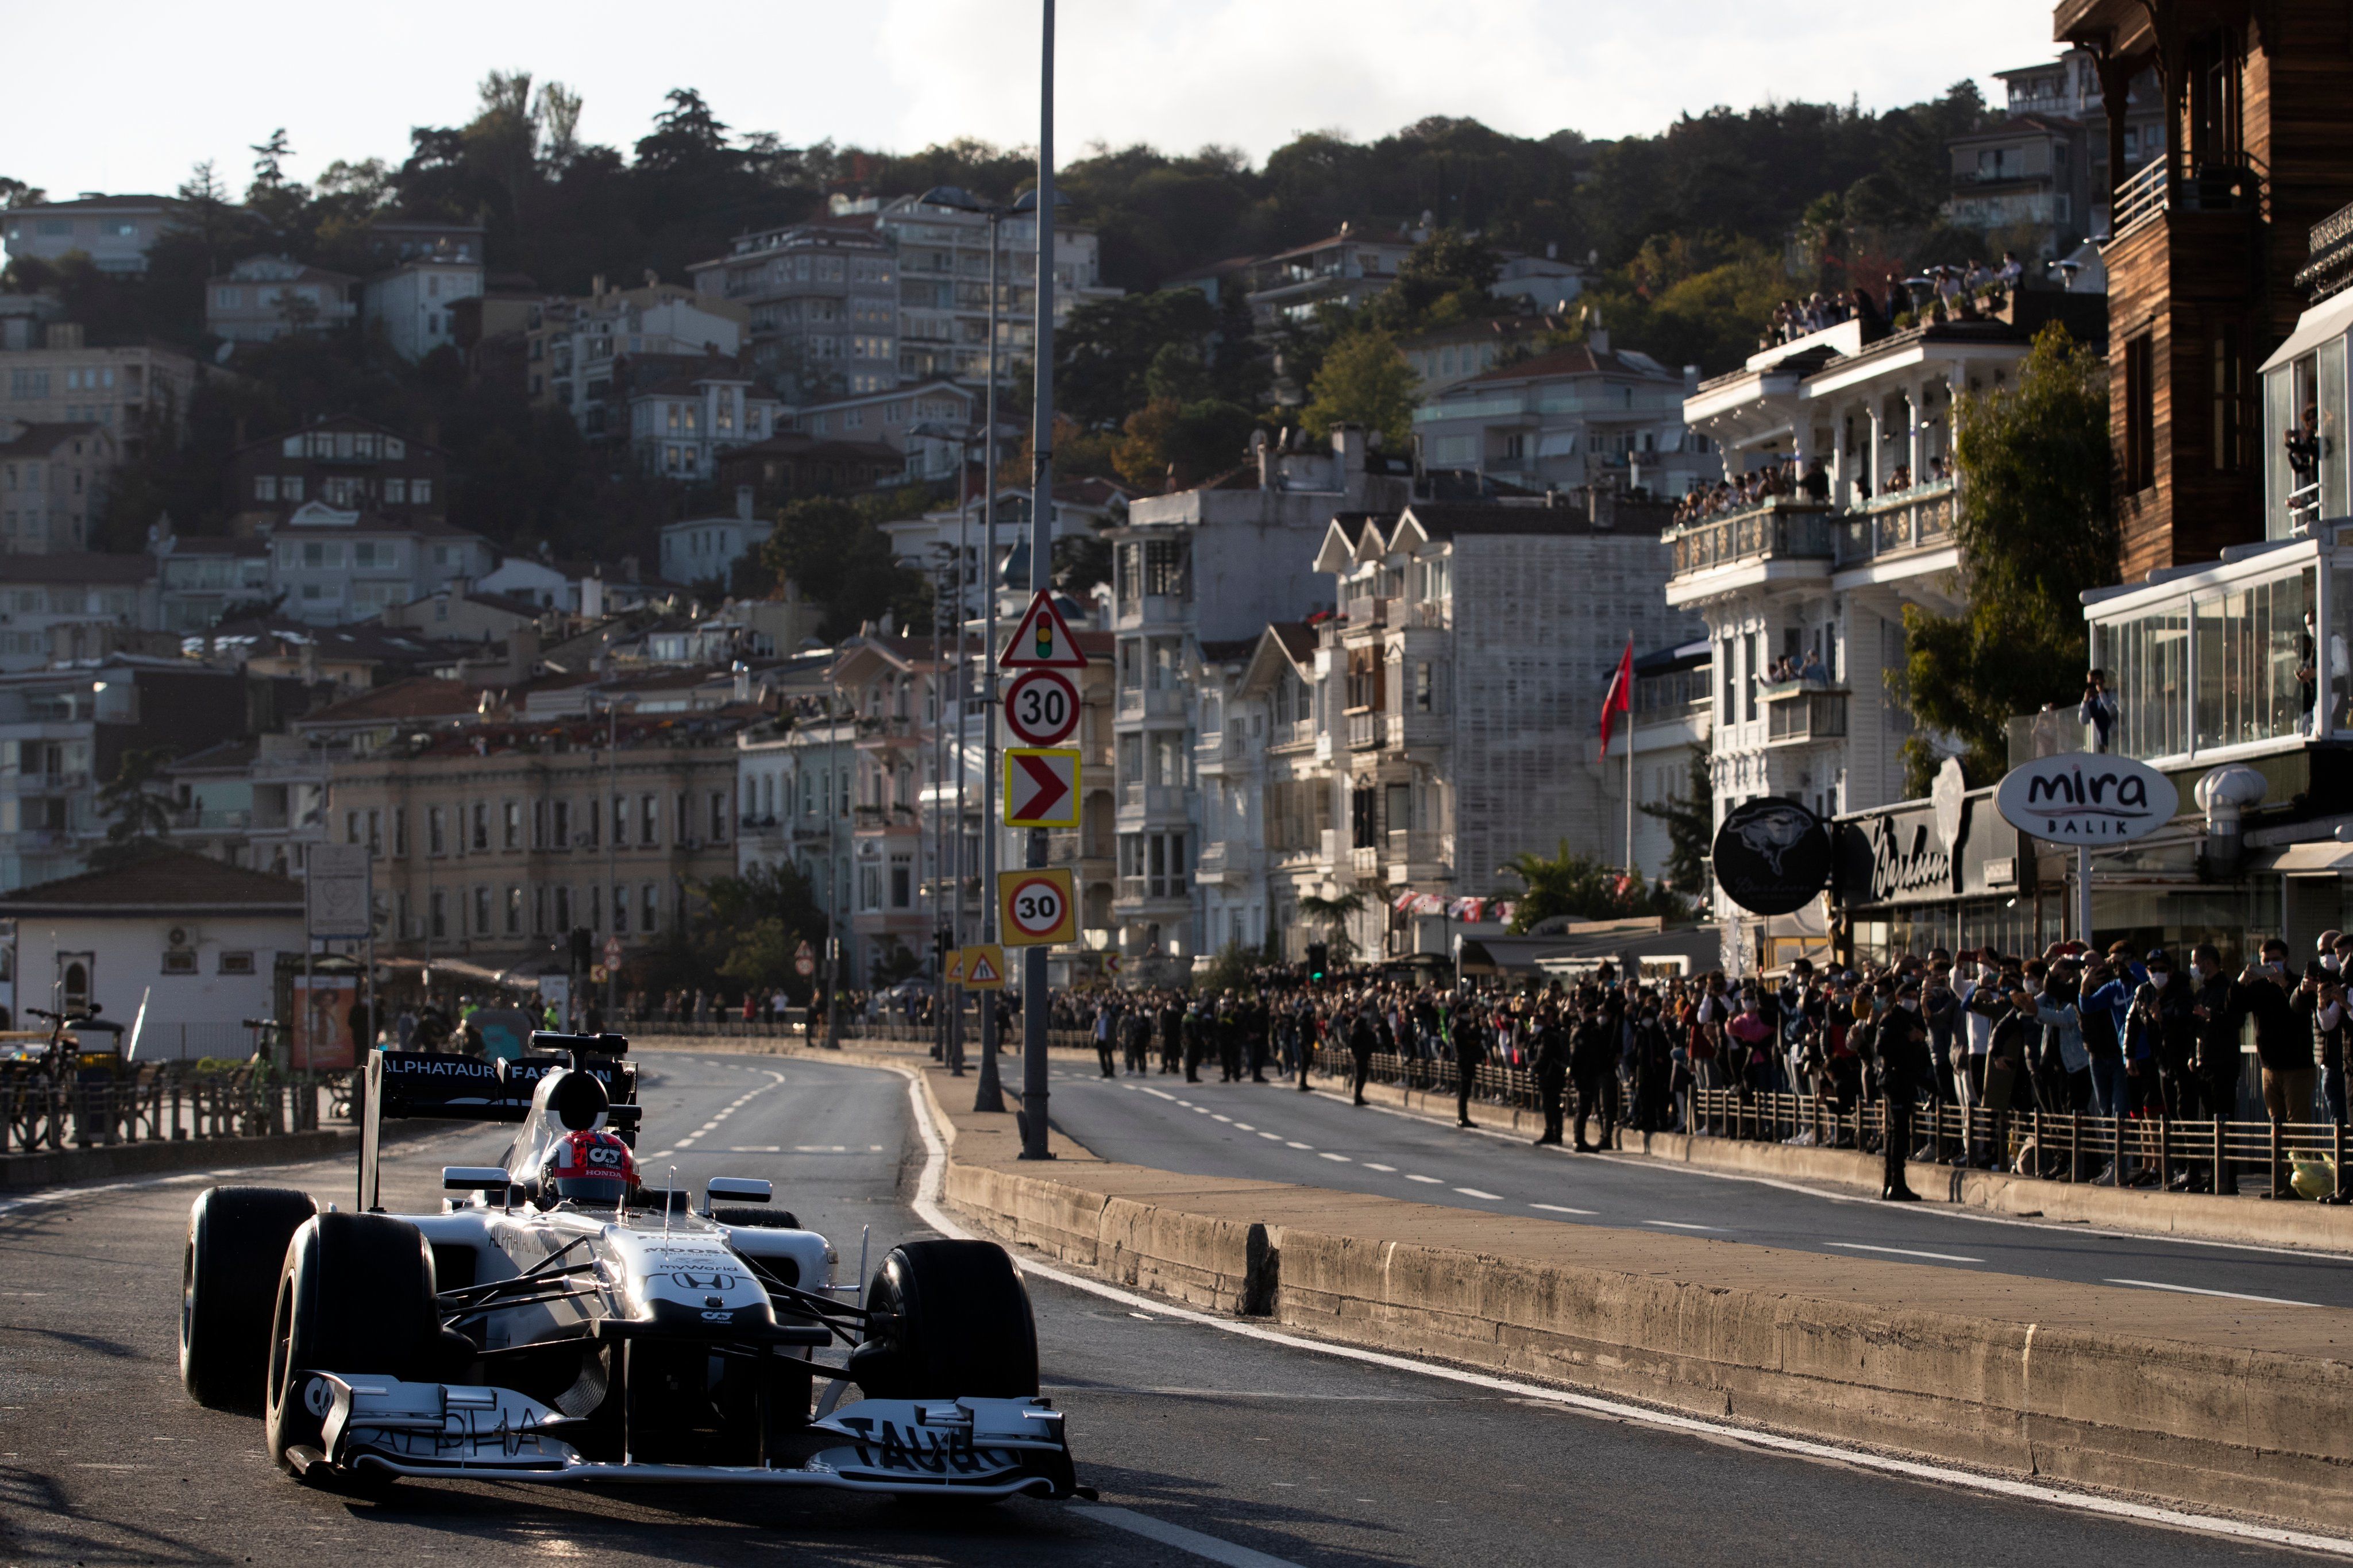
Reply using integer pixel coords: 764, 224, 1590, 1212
6, 0, 2064, 199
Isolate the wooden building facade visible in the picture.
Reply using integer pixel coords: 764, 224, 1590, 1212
2057, 0, 2353, 578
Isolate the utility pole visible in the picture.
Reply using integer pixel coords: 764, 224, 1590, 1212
605, 697, 618, 1025
1019, 0, 1057, 1161
950, 461, 972, 1074
824, 686, 844, 1048
974, 203, 1008, 1115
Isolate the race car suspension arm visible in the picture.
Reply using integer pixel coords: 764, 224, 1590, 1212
743, 1260, 870, 1345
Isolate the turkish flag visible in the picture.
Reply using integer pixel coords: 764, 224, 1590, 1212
1598, 638, 1634, 761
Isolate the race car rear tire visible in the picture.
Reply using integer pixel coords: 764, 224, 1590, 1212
263, 1212, 439, 1470
848, 1240, 1038, 1400
182, 1185, 319, 1412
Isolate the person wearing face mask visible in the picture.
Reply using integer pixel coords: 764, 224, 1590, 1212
2226, 938, 2308, 1138
2184, 944, 2245, 1191
1874, 980, 1931, 1199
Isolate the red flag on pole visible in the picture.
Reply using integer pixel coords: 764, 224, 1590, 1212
1598, 638, 1634, 761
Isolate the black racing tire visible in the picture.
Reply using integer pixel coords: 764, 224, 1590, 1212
263, 1212, 439, 1470
711, 1206, 801, 1230
181, 1186, 319, 1412
848, 1240, 1038, 1401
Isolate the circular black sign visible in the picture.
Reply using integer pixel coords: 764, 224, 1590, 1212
1710, 798, 1833, 916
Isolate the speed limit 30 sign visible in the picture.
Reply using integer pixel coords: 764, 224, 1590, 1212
998, 868, 1077, 947
1003, 667, 1079, 747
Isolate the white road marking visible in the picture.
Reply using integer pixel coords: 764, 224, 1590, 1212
874, 1063, 2353, 1565
1363, 1163, 1397, 1172
1454, 1187, 1503, 1200
1829, 1242, 1985, 1264
1079, 1503, 1306, 1568
726, 1146, 782, 1153
1532, 1203, 1598, 1215
2105, 1278, 2324, 1307
1645, 1220, 1721, 1231
1258, 1131, 1283, 1140
1145, 1088, 1176, 1100
1234, 1123, 1255, 1132
1405, 1173, 1442, 1184
1284, 1141, 1313, 1150
1318, 1153, 1352, 1163
1212, 1115, 1233, 1123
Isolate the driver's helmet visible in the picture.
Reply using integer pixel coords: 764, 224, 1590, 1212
543, 1129, 637, 1206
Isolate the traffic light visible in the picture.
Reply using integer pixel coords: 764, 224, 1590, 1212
569, 928, 592, 972
1306, 943, 1328, 982
934, 926, 952, 976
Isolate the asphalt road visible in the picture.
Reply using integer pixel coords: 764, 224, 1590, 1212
0, 1049, 2336, 1566
1036, 1059, 2353, 1311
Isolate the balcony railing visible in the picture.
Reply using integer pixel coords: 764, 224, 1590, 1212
1764, 688, 1849, 746
1274, 718, 1318, 749
1384, 828, 1448, 870
1834, 479, 1956, 567
1349, 844, 1380, 878
1666, 501, 1834, 577
2112, 150, 2270, 240
1343, 595, 1387, 628
1345, 710, 1384, 750
10, 771, 90, 795
171, 808, 253, 831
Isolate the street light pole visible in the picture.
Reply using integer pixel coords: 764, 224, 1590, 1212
605, 697, 618, 1026
1019, 0, 1057, 1160
974, 205, 1008, 1114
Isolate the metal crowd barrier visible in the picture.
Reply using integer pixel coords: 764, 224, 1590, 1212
0, 1064, 350, 1157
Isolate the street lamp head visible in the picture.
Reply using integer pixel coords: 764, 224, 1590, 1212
919, 185, 990, 214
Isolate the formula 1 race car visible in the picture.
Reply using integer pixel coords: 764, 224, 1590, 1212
178, 1033, 1074, 1499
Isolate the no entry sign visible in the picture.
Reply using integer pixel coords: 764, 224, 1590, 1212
1004, 667, 1080, 747
998, 868, 1077, 947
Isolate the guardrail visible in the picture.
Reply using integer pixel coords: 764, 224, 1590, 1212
1295, 1045, 2350, 1200
0, 1064, 348, 1157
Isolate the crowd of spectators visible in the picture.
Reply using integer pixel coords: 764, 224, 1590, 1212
1760, 254, 2030, 353
1671, 457, 1829, 526
1052, 928, 2352, 1200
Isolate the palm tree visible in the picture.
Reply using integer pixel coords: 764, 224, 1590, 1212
1295, 889, 1368, 965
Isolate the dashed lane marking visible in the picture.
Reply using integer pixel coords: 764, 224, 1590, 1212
1405, 1173, 1442, 1184
1829, 1242, 1985, 1264
1454, 1187, 1503, 1200
1645, 1220, 1722, 1231
1532, 1203, 1597, 1215
2105, 1278, 2324, 1307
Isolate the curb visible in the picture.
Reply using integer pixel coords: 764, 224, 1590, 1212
0, 1129, 360, 1191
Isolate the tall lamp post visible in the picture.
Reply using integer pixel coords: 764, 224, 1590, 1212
919, 170, 1057, 1117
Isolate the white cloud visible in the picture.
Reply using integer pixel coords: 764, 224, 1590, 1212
0, 0, 2058, 198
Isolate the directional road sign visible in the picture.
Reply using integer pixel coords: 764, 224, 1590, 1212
961, 944, 1007, 990
998, 870, 1077, 948
1003, 667, 1080, 747
1004, 747, 1081, 828
999, 590, 1089, 670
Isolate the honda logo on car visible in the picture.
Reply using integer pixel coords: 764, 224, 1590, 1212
1994, 753, 2178, 843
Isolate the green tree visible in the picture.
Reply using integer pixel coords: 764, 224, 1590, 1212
1901, 322, 2113, 788
1299, 329, 1415, 447
1374, 227, 1499, 330
1113, 397, 1260, 491
695, 862, 829, 1002
1295, 890, 1368, 965
1638, 741, 1715, 893
1500, 840, 1689, 932
759, 497, 931, 640
1056, 288, 1221, 427
92, 747, 176, 869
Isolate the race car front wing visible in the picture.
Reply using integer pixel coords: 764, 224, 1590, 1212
298, 1373, 1074, 1497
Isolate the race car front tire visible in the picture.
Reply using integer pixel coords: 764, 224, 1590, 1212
263, 1211, 439, 1470
847, 1240, 1039, 1400
182, 1185, 319, 1412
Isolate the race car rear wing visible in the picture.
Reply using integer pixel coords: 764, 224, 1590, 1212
357, 1037, 639, 1210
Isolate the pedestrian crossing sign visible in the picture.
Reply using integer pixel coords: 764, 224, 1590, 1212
944, 947, 967, 984
962, 944, 1007, 990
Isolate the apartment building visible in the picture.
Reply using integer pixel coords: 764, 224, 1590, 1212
0, 657, 253, 890
660, 505, 767, 593
1943, 49, 2162, 257
229, 416, 448, 531
0, 323, 200, 458
152, 531, 269, 633
793, 380, 977, 484
687, 221, 900, 401
860, 193, 1120, 386
737, 714, 857, 940
1604, 640, 1715, 888
1413, 334, 1711, 497
827, 633, 952, 983
527, 280, 749, 437
363, 250, 484, 362
0, 194, 182, 275
1105, 428, 1412, 961
205, 255, 359, 343
321, 709, 746, 963
627, 362, 782, 483
1672, 295, 2100, 964
265, 501, 497, 625
0, 420, 115, 553
0, 551, 159, 672
713, 433, 905, 514
2055, 0, 2353, 578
